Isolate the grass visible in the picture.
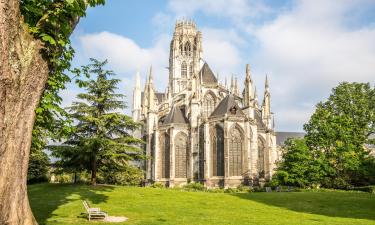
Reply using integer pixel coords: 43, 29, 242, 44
28, 183, 375, 225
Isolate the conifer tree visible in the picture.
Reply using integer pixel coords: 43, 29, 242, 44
51, 58, 143, 185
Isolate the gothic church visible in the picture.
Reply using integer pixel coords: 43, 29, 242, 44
132, 20, 277, 188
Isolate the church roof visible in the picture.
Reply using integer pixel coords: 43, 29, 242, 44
210, 94, 245, 117
163, 105, 189, 125
200, 63, 217, 84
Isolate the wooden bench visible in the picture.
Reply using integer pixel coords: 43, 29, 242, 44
83, 200, 107, 221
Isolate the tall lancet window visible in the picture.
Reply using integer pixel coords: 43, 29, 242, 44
203, 93, 215, 117
175, 132, 188, 178
229, 127, 243, 176
258, 137, 265, 178
212, 125, 224, 176
184, 41, 191, 56
181, 61, 187, 79
189, 62, 193, 77
160, 133, 170, 179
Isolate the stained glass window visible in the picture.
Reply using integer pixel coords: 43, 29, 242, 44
212, 125, 224, 176
258, 138, 265, 178
229, 127, 243, 176
175, 132, 188, 178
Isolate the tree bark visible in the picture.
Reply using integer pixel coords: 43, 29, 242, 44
91, 157, 97, 186
0, 1, 49, 224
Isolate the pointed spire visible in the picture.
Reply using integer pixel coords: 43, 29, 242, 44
225, 76, 228, 89
234, 77, 239, 95
265, 74, 269, 90
246, 64, 251, 81
148, 65, 153, 84
135, 71, 141, 89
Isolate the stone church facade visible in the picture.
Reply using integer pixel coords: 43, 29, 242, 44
132, 20, 277, 188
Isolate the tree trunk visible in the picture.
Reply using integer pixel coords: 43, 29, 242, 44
0, 1, 49, 224
91, 157, 97, 186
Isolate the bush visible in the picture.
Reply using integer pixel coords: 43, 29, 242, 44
100, 166, 144, 186
183, 182, 206, 191
149, 182, 165, 188
207, 188, 225, 193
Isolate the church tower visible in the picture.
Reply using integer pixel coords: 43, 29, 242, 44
169, 20, 203, 95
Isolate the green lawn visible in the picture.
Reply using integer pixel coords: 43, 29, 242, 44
28, 183, 375, 225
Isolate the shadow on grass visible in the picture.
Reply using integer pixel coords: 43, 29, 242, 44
28, 183, 114, 224
233, 191, 375, 221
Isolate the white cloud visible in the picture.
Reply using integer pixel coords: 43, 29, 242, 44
78, 31, 170, 92
250, 0, 375, 131
201, 28, 244, 80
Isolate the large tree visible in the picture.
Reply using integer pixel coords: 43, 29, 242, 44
304, 82, 375, 188
0, 1, 104, 224
51, 58, 143, 186
272, 138, 325, 188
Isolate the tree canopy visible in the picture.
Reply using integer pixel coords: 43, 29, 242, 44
274, 82, 375, 188
51, 58, 144, 185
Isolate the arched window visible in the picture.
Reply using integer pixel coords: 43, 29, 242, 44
203, 93, 215, 117
175, 132, 188, 178
184, 41, 191, 56
181, 61, 187, 79
258, 137, 265, 178
160, 133, 170, 178
198, 125, 205, 179
189, 62, 193, 77
229, 127, 243, 176
179, 38, 183, 53
212, 125, 224, 176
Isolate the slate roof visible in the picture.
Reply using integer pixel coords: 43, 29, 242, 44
210, 94, 245, 117
275, 132, 305, 146
163, 105, 189, 125
199, 63, 218, 84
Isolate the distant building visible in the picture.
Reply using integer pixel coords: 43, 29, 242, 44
132, 21, 277, 188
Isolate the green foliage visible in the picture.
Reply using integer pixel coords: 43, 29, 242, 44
273, 138, 323, 188
149, 183, 165, 188
304, 82, 375, 188
19, 1, 106, 177
50, 58, 144, 185
100, 166, 144, 186
183, 182, 206, 191
27, 147, 50, 184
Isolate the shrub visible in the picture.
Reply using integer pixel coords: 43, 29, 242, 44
100, 166, 144, 186
150, 182, 165, 188
183, 182, 206, 191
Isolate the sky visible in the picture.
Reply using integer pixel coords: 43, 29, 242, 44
62, 0, 375, 132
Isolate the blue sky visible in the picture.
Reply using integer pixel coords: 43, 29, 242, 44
63, 0, 375, 132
